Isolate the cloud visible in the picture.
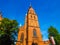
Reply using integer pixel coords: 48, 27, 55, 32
41, 31, 49, 41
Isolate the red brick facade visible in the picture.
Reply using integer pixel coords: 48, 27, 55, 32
16, 6, 50, 45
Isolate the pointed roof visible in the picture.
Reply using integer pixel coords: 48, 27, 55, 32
29, 5, 34, 11
28, 5, 36, 15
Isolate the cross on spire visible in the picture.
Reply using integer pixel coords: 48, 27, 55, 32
29, 2, 32, 8
30, 2, 31, 7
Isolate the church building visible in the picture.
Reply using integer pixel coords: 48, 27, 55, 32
16, 6, 50, 45
0, 5, 50, 45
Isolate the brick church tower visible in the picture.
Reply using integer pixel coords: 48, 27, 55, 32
16, 6, 50, 45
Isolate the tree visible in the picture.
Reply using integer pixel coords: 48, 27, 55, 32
48, 26, 60, 45
0, 18, 18, 45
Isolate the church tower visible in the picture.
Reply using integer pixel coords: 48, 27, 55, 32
16, 6, 50, 45
25, 6, 44, 45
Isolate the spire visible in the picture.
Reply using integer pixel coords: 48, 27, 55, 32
30, 2, 32, 8
29, 2, 33, 9
28, 3, 33, 11
28, 3, 36, 15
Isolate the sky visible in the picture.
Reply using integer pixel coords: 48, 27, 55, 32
0, 0, 60, 41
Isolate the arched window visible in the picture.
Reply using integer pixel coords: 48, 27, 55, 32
20, 33, 24, 43
32, 43, 38, 45
33, 29, 37, 37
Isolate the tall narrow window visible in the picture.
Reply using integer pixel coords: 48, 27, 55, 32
34, 16, 35, 19
20, 33, 24, 43
31, 15, 32, 18
33, 29, 37, 37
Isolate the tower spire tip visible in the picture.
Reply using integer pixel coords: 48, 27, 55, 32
30, 2, 32, 8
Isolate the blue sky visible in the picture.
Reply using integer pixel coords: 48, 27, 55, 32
0, 0, 60, 41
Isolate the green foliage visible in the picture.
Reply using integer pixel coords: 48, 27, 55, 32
0, 18, 18, 45
48, 26, 60, 45
48, 26, 59, 37
0, 34, 14, 45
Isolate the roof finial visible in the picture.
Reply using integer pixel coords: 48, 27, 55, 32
30, 2, 32, 8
